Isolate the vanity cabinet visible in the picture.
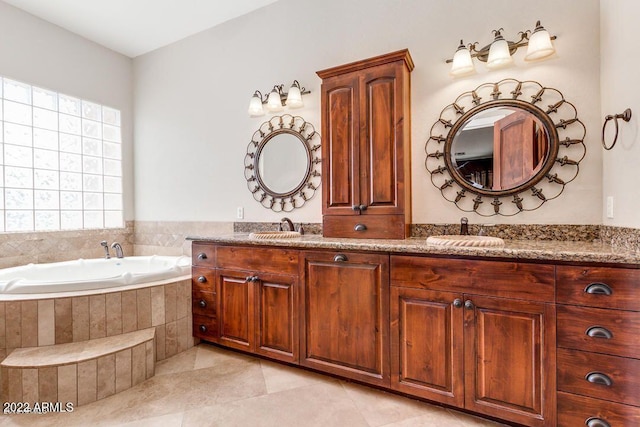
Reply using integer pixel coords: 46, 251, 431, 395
390, 256, 556, 427
317, 50, 413, 239
556, 265, 640, 427
300, 250, 390, 386
192, 244, 218, 342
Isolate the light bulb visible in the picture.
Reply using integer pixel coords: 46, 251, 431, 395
450, 40, 475, 77
247, 93, 265, 117
486, 32, 514, 69
525, 21, 555, 61
266, 89, 284, 112
286, 83, 303, 108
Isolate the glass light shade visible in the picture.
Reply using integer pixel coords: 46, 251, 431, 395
525, 24, 555, 61
248, 94, 265, 117
266, 90, 284, 112
450, 42, 475, 77
486, 37, 514, 69
285, 84, 303, 108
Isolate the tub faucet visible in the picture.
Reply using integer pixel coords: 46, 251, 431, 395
111, 242, 124, 258
279, 217, 295, 232
460, 217, 470, 236
100, 241, 111, 259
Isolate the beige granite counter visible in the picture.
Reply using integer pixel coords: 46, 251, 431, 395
188, 234, 640, 266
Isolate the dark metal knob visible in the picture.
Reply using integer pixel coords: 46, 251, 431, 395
333, 254, 348, 262
197, 252, 207, 260
252, 276, 259, 282
585, 372, 613, 387
199, 324, 207, 333
586, 417, 611, 427
197, 276, 207, 283
453, 299, 463, 308
352, 205, 361, 212
198, 299, 207, 308
464, 300, 474, 309
354, 223, 367, 232
359, 204, 368, 211
586, 326, 613, 339
584, 283, 613, 296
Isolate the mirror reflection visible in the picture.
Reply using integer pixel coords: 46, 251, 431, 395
258, 132, 309, 195
450, 107, 549, 191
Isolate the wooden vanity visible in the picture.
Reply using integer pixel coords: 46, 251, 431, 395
189, 237, 640, 427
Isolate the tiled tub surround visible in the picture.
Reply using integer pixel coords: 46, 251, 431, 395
133, 221, 233, 257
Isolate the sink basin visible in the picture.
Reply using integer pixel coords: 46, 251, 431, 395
426, 235, 505, 247
249, 231, 302, 240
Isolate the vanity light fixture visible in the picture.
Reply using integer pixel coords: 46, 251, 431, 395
248, 80, 310, 117
447, 20, 557, 77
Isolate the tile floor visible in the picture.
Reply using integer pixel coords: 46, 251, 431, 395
1, 343, 506, 426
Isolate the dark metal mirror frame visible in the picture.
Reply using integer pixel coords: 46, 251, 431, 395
244, 114, 321, 212
425, 79, 586, 216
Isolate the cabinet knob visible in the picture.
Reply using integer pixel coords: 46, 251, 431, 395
199, 324, 207, 333
198, 299, 207, 308
354, 223, 367, 232
586, 417, 611, 427
197, 252, 207, 260
453, 298, 463, 308
586, 326, 613, 339
359, 204, 368, 211
464, 300, 474, 309
245, 276, 259, 282
197, 276, 207, 283
584, 282, 613, 296
333, 254, 348, 262
352, 205, 361, 212
585, 372, 613, 387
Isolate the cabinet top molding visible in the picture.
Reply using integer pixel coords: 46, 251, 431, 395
316, 49, 414, 79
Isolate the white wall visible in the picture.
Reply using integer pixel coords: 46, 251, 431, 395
600, 0, 640, 228
0, 1, 135, 220
134, 0, 602, 225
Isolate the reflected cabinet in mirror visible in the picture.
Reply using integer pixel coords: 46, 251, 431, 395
426, 79, 585, 216
245, 115, 321, 212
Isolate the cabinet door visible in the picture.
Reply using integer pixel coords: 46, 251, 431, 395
390, 287, 464, 407
464, 295, 556, 427
301, 251, 390, 386
254, 272, 298, 363
217, 269, 253, 352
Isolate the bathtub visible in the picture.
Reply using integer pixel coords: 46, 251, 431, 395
0, 255, 191, 294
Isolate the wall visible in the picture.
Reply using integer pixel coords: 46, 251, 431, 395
0, 2, 135, 265
600, 0, 640, 229
134, 0, 602, 226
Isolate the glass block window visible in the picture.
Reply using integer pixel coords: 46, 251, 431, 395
0, 77, 123, 232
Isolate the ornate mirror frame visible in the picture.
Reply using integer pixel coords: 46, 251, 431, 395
425, 79, 586, 216
244, 114, 321, 212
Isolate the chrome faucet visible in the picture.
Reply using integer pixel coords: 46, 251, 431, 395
111, 242, 124, 258
100, 240, 111, 259
279, 217, 295, 232
460, 217, 470, 236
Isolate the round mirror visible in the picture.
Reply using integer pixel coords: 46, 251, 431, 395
245, 115, 321, 212
257, 131, 309, 195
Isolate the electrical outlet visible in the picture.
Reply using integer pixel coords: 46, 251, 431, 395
236, 207, 244, 219
606, 196, 614, 219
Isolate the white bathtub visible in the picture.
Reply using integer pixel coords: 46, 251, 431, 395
0, 255, 191, 294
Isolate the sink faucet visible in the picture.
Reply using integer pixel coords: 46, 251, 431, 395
460, 217, 469, 236
111, 242, 124, 258
100, 240, 111, 259
279, 217, 295, 232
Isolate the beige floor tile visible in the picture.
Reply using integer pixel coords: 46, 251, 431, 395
260, 358, 335, 394
192, 343, 257, 371
154, 345, 197, 376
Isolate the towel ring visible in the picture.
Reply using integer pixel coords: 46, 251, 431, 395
602, 108, 632, 150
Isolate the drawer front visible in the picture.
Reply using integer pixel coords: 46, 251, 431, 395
557, 265, 640, 310
192, 314, 218, 341
557, 305, 640, 358
558, 391, 640, 427
558, 348, 640, 406
323, 214, 407, 239
192, 243, 216, 267
216, 246, 298, 276
192, 267, 215, 293
192, 290, 216, 317
390, 255, 555, 302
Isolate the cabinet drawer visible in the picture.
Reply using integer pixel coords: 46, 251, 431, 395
557, 305, 640, 358
558, 391, 640, 427
391, 256, 555, 302
192, 267, 215, 293
192, 243, 216, 267
216, 246, 298, 276
558, 348, 640, 407
323, 214, 407, 239
557, 265, 640, 311
193, 314, 218, 341
192, 290, 216, 317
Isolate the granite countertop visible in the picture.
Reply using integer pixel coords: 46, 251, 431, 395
187, 233, 640, 266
